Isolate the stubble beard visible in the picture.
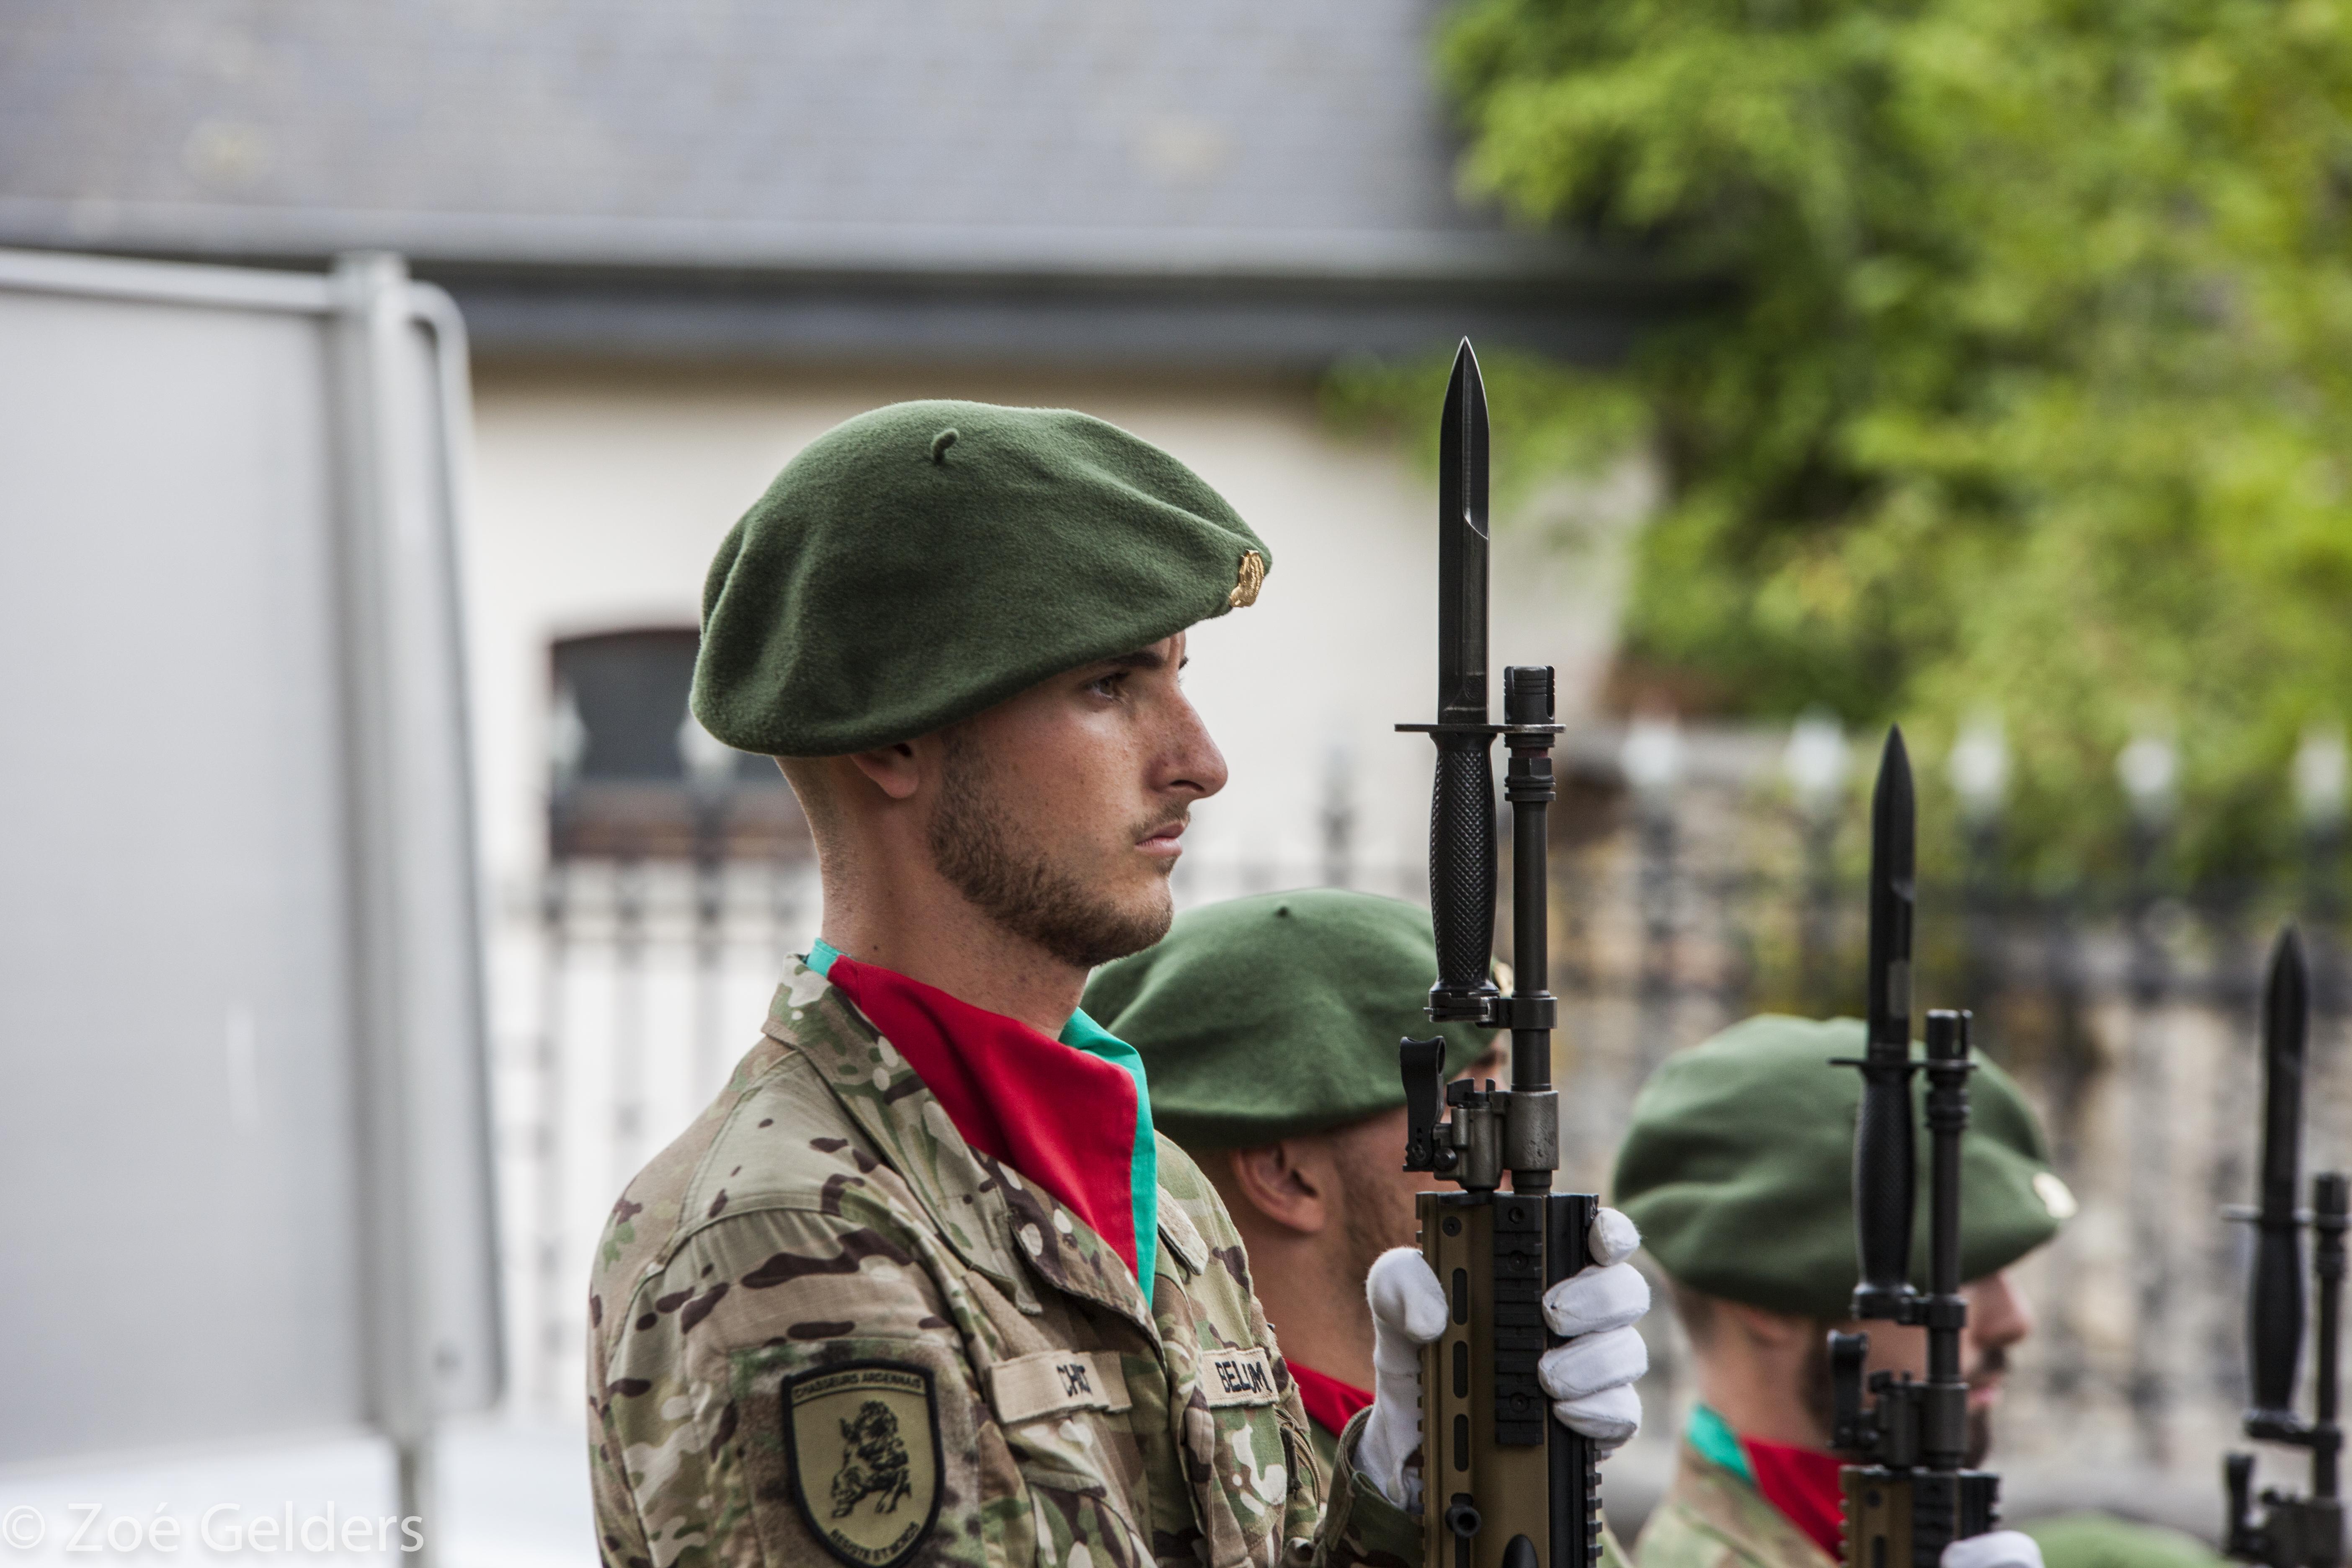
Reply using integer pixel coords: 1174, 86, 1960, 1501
1806, 1334, 2000, 1466
1335, 1137, 1420, 1308
927, 732, 1176, 970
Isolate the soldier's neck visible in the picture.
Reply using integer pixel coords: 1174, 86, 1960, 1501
1702, 1307, 1844, 1457
814, 877, 1086, 1041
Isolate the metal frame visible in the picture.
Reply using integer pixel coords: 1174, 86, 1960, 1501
0, 245, 498, 1558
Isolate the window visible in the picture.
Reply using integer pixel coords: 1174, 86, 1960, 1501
547, 628, 808, 860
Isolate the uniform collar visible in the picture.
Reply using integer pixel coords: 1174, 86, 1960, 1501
809, 939, 1159, 1299
1676, 1411, 1839, 1568
763, 957, 1160, 1335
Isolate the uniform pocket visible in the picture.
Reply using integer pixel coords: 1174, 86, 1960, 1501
1181, 1367, 1304, 1568
1207, 1404, 1295, 1540
1023, 1468, 1152, 1568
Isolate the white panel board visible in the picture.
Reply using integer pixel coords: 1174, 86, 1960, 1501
0, 249, 498, 1466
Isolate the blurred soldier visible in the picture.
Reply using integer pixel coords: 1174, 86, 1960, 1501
1085, 887, 1653, 1560
585, 402, 1647, 1568
1612, 1015, 2224, 1568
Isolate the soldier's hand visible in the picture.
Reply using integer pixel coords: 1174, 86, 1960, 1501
1537, 1207, 1650, 1447
1943, 1533, 2045, 1568
1355, 1209, 1653, 1511
1359, 1246, 1449, 1511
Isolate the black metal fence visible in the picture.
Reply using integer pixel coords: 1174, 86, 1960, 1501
496, 719, 2352, 1527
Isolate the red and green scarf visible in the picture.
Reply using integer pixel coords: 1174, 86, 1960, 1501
810, 940, 1158, 1298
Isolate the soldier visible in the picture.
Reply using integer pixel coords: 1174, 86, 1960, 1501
1084, 886, 1651, 1563
585, 400, 1649, 1568
1612, 1015, 2224, 1568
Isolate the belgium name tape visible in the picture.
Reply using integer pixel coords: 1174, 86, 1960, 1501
1201, 1348, 1279, 1409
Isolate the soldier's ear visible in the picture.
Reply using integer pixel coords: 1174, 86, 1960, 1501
1720, 1300, 1814, 1349
845, 738, 928, 802
1224, 1140, 1331, 1236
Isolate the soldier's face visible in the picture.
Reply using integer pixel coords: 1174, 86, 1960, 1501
926, 633, 1226, 968
1843, 1270, 2034, 1465
1328, 1044, 1509, 1285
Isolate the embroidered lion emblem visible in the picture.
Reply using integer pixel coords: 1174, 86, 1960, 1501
828, 1399, 913, 1519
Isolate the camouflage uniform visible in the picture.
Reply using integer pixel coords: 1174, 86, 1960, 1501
588, 958, 1420, 1568
1633, 1425, 1830, 1568
1631, 1424, 2222, 1568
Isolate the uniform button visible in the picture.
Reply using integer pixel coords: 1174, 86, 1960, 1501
1019, 1224, 1044, 1256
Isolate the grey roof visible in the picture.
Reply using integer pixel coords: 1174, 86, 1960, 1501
0, 1, 1666, 363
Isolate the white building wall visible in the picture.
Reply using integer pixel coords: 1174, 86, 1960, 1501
463, 360, 1642, 900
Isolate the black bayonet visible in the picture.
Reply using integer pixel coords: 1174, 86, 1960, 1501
1437, 339, 1491, 727
2251, 928, 2313, 1426
1868, 727, 1918, 1054
1418, 342, 1503, 1024
2226, 926, 2345, 1568
1854, 727, 1920, 1321
1830, 729, 2000, 1568
1398, 339, 1599, 1568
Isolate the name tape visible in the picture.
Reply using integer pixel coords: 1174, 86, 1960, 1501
988, 1350, 1132, 1424
1201, 1347, 1279, 1408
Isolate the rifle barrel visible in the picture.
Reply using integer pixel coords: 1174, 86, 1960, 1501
1922, 1009, 1972, 1473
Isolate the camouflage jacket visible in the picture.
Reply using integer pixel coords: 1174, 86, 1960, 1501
1633, 1422, 1831, 1568
1633, 1419, 2233, 1568
588, 958, 1422, 1568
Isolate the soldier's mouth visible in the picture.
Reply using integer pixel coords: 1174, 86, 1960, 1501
1137, 815, 1189, 859
1966, 1346, 2007, 1408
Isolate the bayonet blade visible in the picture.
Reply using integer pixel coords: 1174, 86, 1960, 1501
1436, 338, 1491, 725
2246, 924, 2311, 1417
1866, 726, 1916, 1058
1849, 724, 1920, 1319
2259, 926, 2311, 1225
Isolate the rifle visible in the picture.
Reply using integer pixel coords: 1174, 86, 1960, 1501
1398, 339, 1603, 1568
2223, 926, 2345, 1568
1828, 728, 2001, 1568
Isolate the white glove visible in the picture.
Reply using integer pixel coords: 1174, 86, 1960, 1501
1942, 1533, 2044, 1568
1538, 1207, 1649, 1446
1357, 1208, 1652, 1511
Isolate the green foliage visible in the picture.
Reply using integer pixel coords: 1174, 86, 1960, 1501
1431, 0, 2352, 882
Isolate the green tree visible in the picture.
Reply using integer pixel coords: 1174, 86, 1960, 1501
1429, 0, 2352, 882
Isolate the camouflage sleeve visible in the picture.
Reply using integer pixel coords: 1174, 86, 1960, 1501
1310, 1409, 1421, 1568
1297, 1412, 1636, 1568
591, 1200, 1012, 1568
1150, 1139, 1330, 1563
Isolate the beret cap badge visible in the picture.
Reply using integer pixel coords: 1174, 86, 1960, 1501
1228, 549, 1266, 609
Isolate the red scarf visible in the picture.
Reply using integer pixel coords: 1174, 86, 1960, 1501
1288, 1363, 1374, 1437
823, 952, 1144, 1279
1743, 1433, 1848, 1561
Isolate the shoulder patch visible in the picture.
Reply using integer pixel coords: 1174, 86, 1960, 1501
782, 1361, 942, 1568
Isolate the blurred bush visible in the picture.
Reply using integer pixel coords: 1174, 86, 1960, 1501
1414, 0, 2352, 887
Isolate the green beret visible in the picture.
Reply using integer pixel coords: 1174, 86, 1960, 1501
692, 400, 1270, 756
1082, 889, 1495, 1150
2023, 1514, 2230, 1568
1612, 1014, 2072, 1322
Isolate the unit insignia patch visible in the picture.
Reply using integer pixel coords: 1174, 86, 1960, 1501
782, 1361, 942, 1568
